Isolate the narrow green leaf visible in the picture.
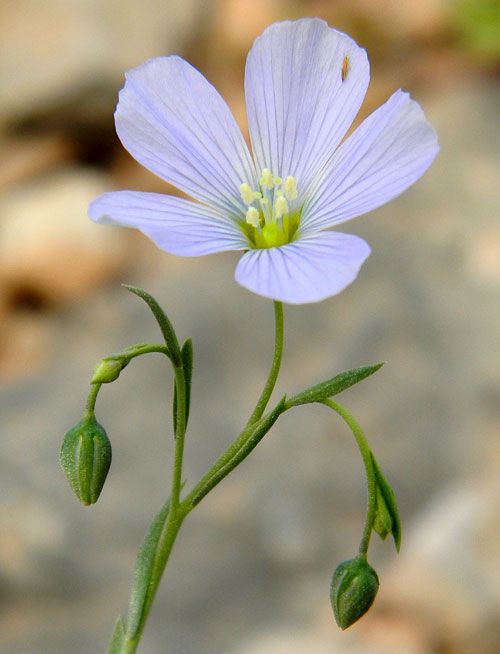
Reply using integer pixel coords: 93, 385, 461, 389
370, 451, 402, 552
107, 615, 126, 654
126, 498, 171, 639
286, 363, 384, 408
173, 338, 194, 435
123, 285, 181, 366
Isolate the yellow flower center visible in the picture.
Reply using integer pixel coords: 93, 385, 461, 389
239, 169, 300, 248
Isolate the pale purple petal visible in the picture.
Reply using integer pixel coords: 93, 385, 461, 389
89, 191, 249, 256
234, 232, 370, 304
115, 57, 257, 216
301, 90, 439, 233
245, 18, 369, 196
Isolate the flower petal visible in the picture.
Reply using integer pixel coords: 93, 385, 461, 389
245, 18, 369, 195
301, 90, 439, 232
115, 57, 257, 216
234, 232, 370, 304
89, 191, 249, 256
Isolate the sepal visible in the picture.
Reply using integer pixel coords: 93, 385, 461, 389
60, 414, 112, 505
330, 556, 379, 630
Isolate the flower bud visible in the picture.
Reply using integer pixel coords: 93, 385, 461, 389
330, 556, 379, 630
60, 414, 112, 505
91, 357, 125, 384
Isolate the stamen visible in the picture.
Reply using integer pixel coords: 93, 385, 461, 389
274, 177, 282, 186
260, 168, 274, 189
275, 196, 289, 219
240, 183, 255, 205
259, 197, 271, 225
284, 176, 297, 200
245, 207, 260, 228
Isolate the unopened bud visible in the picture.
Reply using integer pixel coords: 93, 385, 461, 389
60, 414, 112, 505
91, 357, 126, 384
330, 556, 379, 630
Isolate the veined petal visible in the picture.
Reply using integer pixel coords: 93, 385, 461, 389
245, 18, 369, 196
234, 232, 370, 304
89, 191, 249, 256
301, 90, 439, 232
115, 57, 257, 216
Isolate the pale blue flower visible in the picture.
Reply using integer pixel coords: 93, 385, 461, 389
89, 19, 438, 304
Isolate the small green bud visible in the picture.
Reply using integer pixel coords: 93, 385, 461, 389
60, 414, 112, 505
330, 556, 379, 630
91, 357, 125, 384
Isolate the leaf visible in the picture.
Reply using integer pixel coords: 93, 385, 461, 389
286, 364, 384, 408
173, 338, 193, 435
126, 498, 171, 639
370, 451, 402, 552
106, 615, 126, 654
123, 285, 181, 365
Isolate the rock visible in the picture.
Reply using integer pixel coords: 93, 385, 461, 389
0, 168, 130, 305
379, 475, 500, 654
0, 0, 203, 126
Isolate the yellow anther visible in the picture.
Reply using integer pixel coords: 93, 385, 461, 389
253, 191, 262, 199
260, 168, 274, 189
275, 196, 289, 219
240, 183, 255, 205
274, 177, 282, 186
284, 176, 298, 200
260, 197, 269, 205
245, 207, 260, 228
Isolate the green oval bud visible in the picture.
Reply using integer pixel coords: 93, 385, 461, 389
91, 358, 125, 384
330, 556, 379, 630
60, 414, 112, 505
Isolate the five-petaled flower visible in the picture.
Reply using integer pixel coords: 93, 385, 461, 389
89, 18, 439, 304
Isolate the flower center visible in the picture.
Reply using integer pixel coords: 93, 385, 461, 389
239, 169, 300, 248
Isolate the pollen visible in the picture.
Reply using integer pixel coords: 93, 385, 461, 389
260, 168, 274, 189
284, 176, 297, 200
240, 183, 256, 205
238, 168, 301, 248
275, 195, 289, 219
246, 207, 260, 227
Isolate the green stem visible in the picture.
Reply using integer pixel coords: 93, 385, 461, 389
110, 300, 284, 653
322, 399, 377, 557
246, 301, 284, 426
170, 364, 187, 508
182, 300, 284, 509
85, 383, 101, 415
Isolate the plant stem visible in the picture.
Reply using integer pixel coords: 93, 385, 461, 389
182, 300, 284, 509
85, 383, 101, 415
110, 301, 284, 653
322, 399, 377, 557
246, 301, 284, 426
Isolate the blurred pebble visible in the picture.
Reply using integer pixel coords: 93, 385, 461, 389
0, 168, 130, 304
0, 0, 203, 126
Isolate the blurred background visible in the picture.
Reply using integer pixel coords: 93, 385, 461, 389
1, 0, 500, 652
